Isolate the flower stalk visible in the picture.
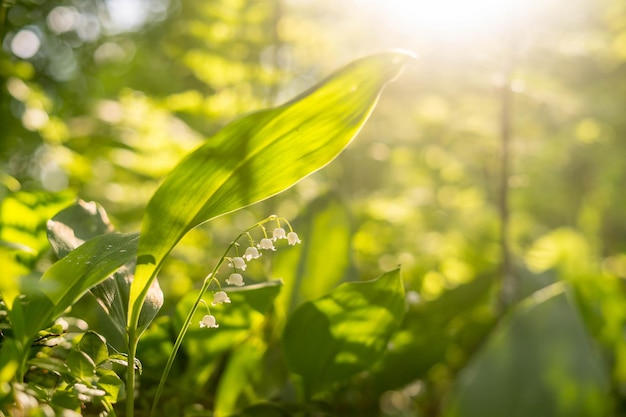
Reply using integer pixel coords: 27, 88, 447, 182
149, 215, 300, 416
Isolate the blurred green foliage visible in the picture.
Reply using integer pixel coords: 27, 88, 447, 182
2, 0, 626, 415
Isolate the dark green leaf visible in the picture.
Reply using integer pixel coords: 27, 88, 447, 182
283, 269, 405, 397
443, 283, 610, 417
234, 403, 293, 417
26, 357, 69, 376
51, 390, 81, 411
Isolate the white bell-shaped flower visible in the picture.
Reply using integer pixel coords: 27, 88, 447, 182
272, 227, 287, 241
228, 256, 247, 270
199, 314, 219, 328
243, 246, 262, 261
287, 232, 301, 246
226, 273, 245, 286
212, 291, 231, 305
258, 238, 276, 251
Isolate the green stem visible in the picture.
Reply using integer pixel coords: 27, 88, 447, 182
125, 328, 137, 417
149, 274, 215, 417
149, 216, 276, 416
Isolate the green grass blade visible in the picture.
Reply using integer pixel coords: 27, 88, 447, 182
129, 51, 414, 329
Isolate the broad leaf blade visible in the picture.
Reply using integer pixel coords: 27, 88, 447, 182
130, 51, 414, 327
47, 201, 163, 336
46, 200, 114, 258
79, 331, 109, 366
443, 283, 610, 417
283, 269, 405, 397
22, 232, 139, 338
372, 274, 495, 394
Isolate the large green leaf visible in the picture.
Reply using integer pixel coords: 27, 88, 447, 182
443, 283, 610, 417
46, 201, 163, 336
129, 51, 415, 329
283, 269, 405, 397
371, 273, 495, 394
22, 232, 139, 339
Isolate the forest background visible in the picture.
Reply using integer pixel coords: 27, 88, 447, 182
2, 0, 626, 416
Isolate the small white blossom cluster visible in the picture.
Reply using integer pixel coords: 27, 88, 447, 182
199, 219, 301, 329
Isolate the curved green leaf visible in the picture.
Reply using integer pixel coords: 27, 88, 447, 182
22, 232, 139, 339
443, 283, 610, 417
129, 51, 415, 329
67, 349, 96, 380
79, 331, 109, 366
283, 269, 405, 397
47, 201, 163, 336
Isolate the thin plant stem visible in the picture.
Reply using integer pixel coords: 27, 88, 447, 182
126, 326, 138, 417
149, 216, 277, 416
125, 328, 137, 417
497, 64, 515, 310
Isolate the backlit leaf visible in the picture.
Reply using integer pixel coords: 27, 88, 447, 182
22, 232, 139, 339
47, 201, 163, 336
283, 269, 405, 397
129, 51, 415, 330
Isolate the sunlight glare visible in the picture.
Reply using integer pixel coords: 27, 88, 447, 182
357, 0, 533, 39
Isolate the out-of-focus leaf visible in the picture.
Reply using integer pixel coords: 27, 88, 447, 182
0, 247, 28, 311
46, 200, 114, 258
79, 331, 109, 366
234, 402, 293, 417
129, 51, 415, 331
283, 269, 405, 397
372, 274, 495, 393
22, 232, 139, 339
0, 191, 73, 338
273, 194, 353, 316
0, 191, 74, 265
27, 357, 69, 376
443, 283, 610, 417
0, 338, 21, 385
213, 337, 267, 417
96, 368, 124, 403
46, 201, 163, 336
66, 350, 96, 380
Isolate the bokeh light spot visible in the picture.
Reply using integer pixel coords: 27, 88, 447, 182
47, 6, 78, 34
10, 29, 41, 59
